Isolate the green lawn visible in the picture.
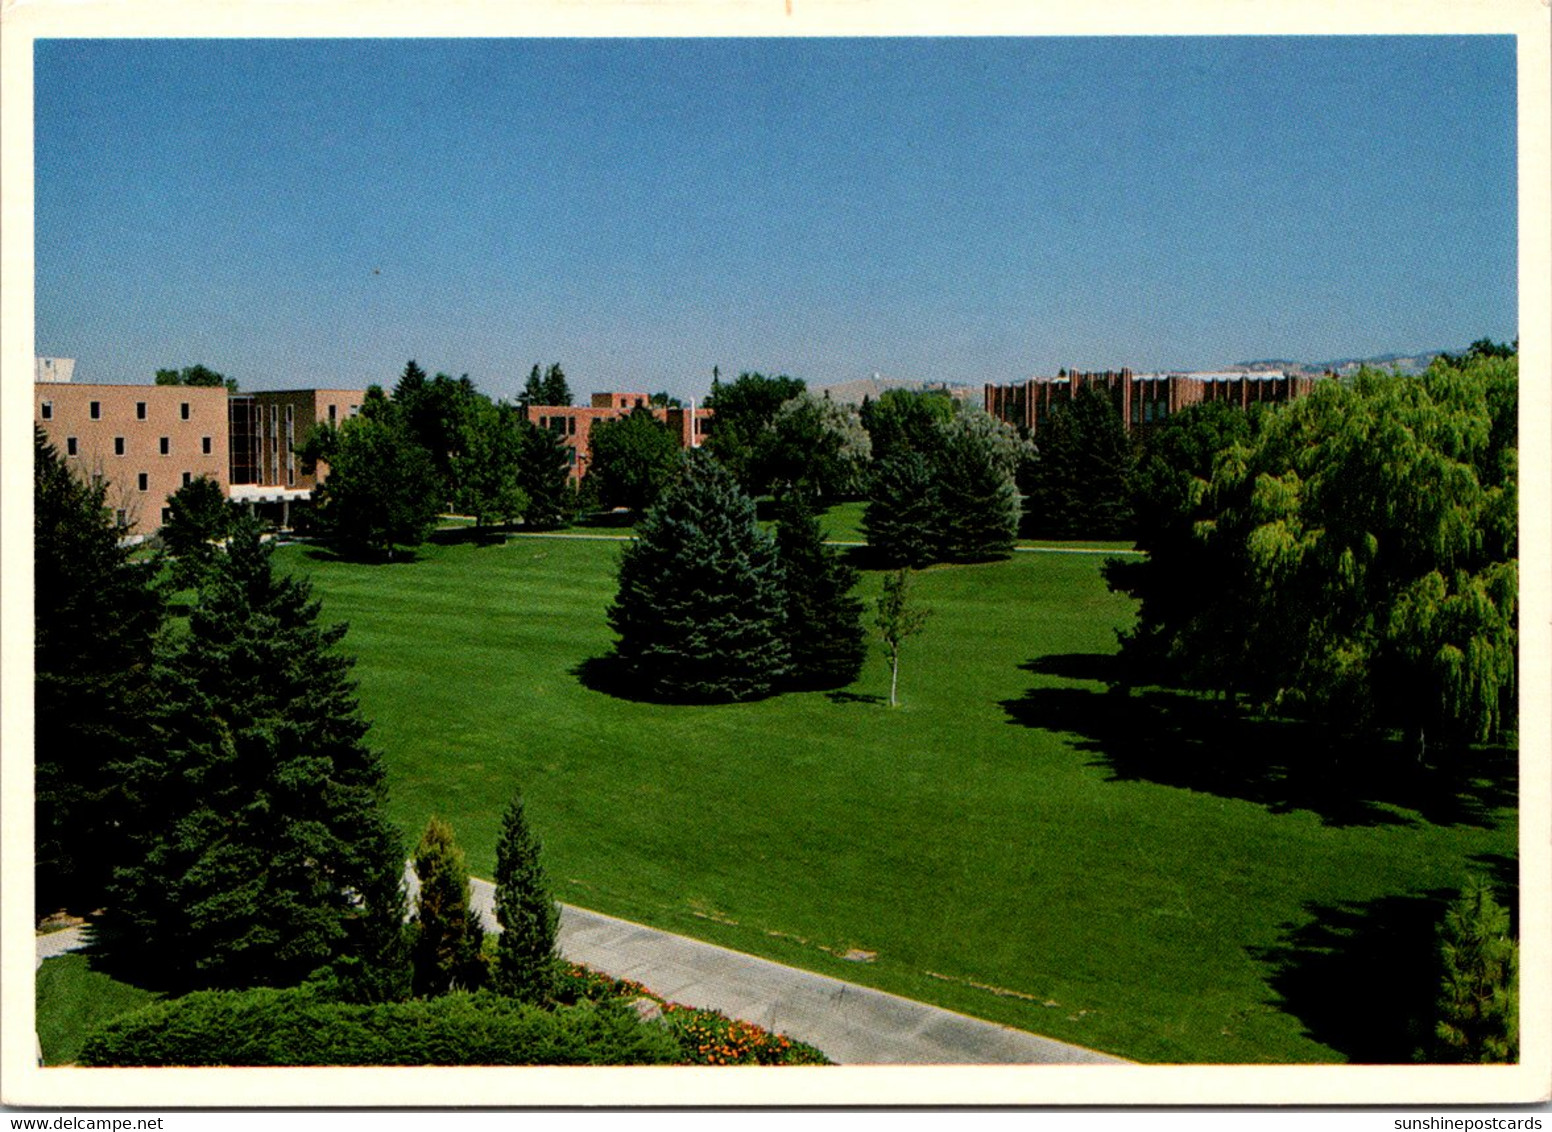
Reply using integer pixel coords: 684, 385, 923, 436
36, 953, 161, 1065
273, 529, 1516, 1064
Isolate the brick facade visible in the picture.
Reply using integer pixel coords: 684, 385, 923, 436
228, 389, 364, 490
527, 393, 712, 481
984, 369, 1320, 439
34, 383, 230, 535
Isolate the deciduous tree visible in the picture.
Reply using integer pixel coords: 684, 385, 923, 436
587, 407, 681, 513
308, 414, 443, 558
160, 475, 239, 589
703, 371, 806, 493
875, 567, 930, 709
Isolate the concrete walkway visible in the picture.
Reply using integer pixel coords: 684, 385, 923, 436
463, 877, 1124, 1066
35, 890, 1124, 1066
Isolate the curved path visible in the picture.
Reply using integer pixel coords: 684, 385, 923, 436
463, 877, 1125, 1066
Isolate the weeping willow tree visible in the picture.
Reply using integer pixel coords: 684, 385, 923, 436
1106, 349, 1517, 752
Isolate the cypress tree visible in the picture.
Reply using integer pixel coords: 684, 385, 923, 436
34, 429, 163, 917
1433, 876, 1518, 1063
607, 450, 789, 702
517, 419, 574, 531
492, 792, 560, 1004
100, 524, 409, 993
410, 818, 486, 997
862, 450, 940, 568
774, 494, 866, 690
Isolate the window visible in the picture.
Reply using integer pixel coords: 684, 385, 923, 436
40, 401, 52, 420
66, 437, 78, 457
328, 404, 337, 424
160, 437, 170, 455
567, 447, 577, 466
286, 404, 294, 423
202, 436, 212, 455
182, 472, 192, 487
137, 472, 148, 492
114, 437, 126, 456
348, 404, 360, 417
136, 402, 147, 420
568, 417, 577, 436
180, 402, 191, 420
89, 401, 101, 420
287, 461, 295, 487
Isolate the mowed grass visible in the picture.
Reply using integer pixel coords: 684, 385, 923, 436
275, 532, 1516, 1064
36, 953, 161, 1065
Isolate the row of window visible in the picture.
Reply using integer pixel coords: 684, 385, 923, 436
540, 415, 579, 436
64, 436, 213, 457
39, 399, 203, 422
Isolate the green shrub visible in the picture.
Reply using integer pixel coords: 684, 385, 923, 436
78, 987, 680, 1066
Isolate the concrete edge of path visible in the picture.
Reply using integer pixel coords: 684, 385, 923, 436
459, 875, 1127, 1066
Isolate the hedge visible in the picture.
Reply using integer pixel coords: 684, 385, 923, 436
78, 987, 680, 1066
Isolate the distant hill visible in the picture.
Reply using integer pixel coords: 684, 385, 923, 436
1231, 350, 1454, 377
813, 374, 983, 408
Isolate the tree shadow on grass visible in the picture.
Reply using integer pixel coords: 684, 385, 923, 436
825, 690, 886, 706
1000, 654, 1517, 829
300, 544, 423, 566
1249, 889, 1453, 1063
429, 525, 511, 547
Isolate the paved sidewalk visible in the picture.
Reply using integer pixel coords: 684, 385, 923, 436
463, 877, 1124, 1066
35, 925, 88, 969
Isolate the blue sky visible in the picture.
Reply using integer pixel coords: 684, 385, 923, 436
34, 37, 1517, 401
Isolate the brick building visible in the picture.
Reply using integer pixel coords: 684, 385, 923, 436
984, 369, 1319, 439
226, 389, 365, 525
527, 392, 712, 481
34, 382, 231, 535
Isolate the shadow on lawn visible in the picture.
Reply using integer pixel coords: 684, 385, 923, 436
1250, 889, 1454, 1063
301, 544, 424, 566
1000, 653, 1517, 829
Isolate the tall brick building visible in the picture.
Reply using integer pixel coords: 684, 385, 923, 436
34, 382, 231, 534
985, 369, 1319, 439
526, 392, 712, 481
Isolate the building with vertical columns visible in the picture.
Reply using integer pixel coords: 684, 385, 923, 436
984, 369, 1320, 439
226, 388, 365, 526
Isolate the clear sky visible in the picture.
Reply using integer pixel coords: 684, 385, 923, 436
34, 36, 1517, 401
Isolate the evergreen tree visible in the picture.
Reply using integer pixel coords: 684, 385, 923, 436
862, 450, 940, 568
492, 792, 560, 1004
517, 419, 574, 531
160, 474, 239, 589
1433, 875, 1518, 1063
936, 420, 1020, 561
1020, 384, 1134, 539
702, 371, 806, 494
410, 817, 486, 997
773, 494, 866, 690
607, 451, 789, 702
34, 429, 163, 917
540, 363, 572, 407
519, 364, 546, 409
99, 526, 409, 993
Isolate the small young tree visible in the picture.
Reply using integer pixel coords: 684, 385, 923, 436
410, 818, 486, 997
774, 494, 866, 690
607, 451, 790, 702
492, 792, 560, 1004
875, 568, 930, 708
1433, 875, 1518, 1063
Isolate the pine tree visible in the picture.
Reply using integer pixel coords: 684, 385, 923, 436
1020, 385, 1134, 539
1433, 875, 1518, 1063
936, 424, 1019, 561
540, 363, 572, 407
34, 429, 163, 917
607, 451, 790, 702
862, 450, 940, 568
520, 364, 546, 409
492, 792, 560, 1004
99, 525, 409, 994
160, 474, 238, 589
410, 817, 486, 997
517, 419, 574, 531
774, 494, 866, 690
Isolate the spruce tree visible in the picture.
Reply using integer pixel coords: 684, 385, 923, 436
862, 450, 939, 568
607, 451, 790, 702
34, 429, 163, 917
492, 792, 560, 1004
100, 524, 409, 993
410, 817, 486, 997
774, 495, 866, 690
936, 425, 1019, 562
517, 419, 574, 531
1433, 875, 1518, 1063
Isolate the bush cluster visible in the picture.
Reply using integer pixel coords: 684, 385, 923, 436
78, 986, 681, 1067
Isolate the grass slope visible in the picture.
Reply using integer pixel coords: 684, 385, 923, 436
275, 532, 1515, 1064
36, 953, 161, 1065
